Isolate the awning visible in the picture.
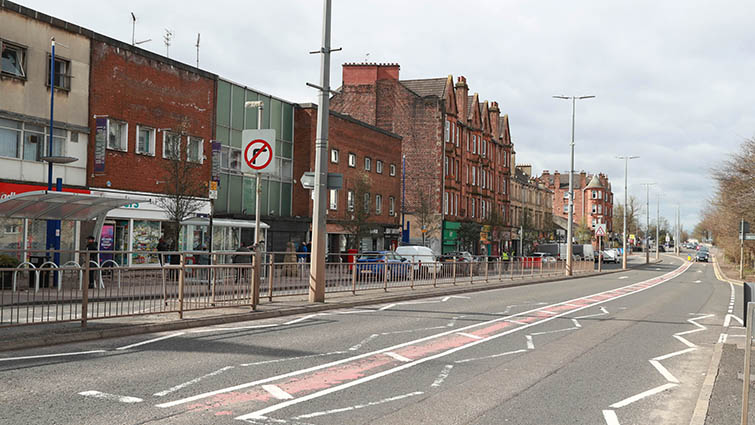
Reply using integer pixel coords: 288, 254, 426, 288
181, 217, 270, 229
0, 190, 152, 221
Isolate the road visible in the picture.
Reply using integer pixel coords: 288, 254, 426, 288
0, 254, 739, 425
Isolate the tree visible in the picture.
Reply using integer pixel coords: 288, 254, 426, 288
458, 222, 481, 253
411, 189, 441, 247
155, 118, 207, 251
341, 173, 373, 250
574, 218, 593, 244
612, 195, 641, 239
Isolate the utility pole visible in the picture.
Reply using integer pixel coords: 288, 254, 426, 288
617, 155, 639, 269
553, 95, 595, 275
641, 183, 655, 264
741, 217, 745, 280
195, 33, 201, 68
656, 192, 660, 261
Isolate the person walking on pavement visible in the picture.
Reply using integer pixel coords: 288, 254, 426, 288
85, 236, 98, 289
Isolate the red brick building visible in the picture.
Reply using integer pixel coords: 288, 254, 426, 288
330, 63, 513, 255
294, 104, 402, 252
88, 38, 216, 262
540, 170, 614, 243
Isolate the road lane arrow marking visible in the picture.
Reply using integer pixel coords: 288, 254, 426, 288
79, 391, 143, 403
262, 385, 293, 400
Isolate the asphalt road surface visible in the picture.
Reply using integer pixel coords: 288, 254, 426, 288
0, 254, 738, 425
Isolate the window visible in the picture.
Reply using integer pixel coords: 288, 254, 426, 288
1, 40, 26, 78
329, 189, 338, 210
375, 194, 382, 214
70, 132, 78, 143
592, 204, 597, 214
563, 191, 569, 199
107, 119, 128, 151
444, 192, 449, 215
364, 193, 370, 213
471, 198, 475, 218
23, 124, 44, 161
455, 124, 460, 146
389, 163, 396, 176
444, 120, 450, 142
592, 218, 597, 228
563, 204, 569, 213
162, 131, 181, 159
330, 149, 339, 163
46, 55, 71, 90
598, 204, 603, 214
348, 152, 356, 167
136, 126, 155, 156
464, 165, 468, 184
592, 190, 598, 199
444, 156, 449, 177
364, 156, 371, 171
230, 148, 242, 171
0, 118, 21, 158
466, 132, 470, 151
389, 196, 395, 216
376, 160, 383, 174
47, 127, 66, 157
187, 136, 203, 163
347, 190, 355, 212
472, 167, 476, 186
472, 135, 477, 154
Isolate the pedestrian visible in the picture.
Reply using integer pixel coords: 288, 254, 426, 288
85, 235, 98, 289
296, 241, 308, 264
304, 242, 311, 263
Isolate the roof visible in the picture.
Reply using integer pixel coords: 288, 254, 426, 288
399, 78, 447, 98
586, 175, 604, 189
0, 191, 151, 221
182, 217, 269, 229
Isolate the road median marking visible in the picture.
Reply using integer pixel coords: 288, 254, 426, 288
79, 390, 143, 403
115, 332, 184, 351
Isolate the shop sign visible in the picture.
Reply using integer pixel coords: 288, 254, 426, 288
0, 182, 89, 200
211, 141, 221, 182
94, 118, 107, 173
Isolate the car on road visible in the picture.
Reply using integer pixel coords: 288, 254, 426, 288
439, 251, 474, 275
531, 252, 557, 263
695, 251, 709, 262
395, 245, 442, 277
601, 248, 620, 263
355, 251, 410, 281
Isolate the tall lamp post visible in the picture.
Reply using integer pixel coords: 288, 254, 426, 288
641, 183, 656, 264
617, 155, 639, 270
656, 192, 660, 261
553, 95, 594, 276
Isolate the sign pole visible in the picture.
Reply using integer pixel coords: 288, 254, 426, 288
741, 217, 745, 281
253, 106, 264, 308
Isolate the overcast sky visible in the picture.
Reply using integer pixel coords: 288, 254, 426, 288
21, 0, 755, 233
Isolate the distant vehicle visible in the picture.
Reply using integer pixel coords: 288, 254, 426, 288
396, 245, 441, 276
695, 251, 709, 262
531, 252, 557, 263
574, 244, 595, 261
537, 243, 568, 260
601, 249, 620, 263
439, 251, 474, 274
355, 251, 409, 280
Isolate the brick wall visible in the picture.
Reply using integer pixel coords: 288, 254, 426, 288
293, 105, 401, 227
88, 41, 215, 194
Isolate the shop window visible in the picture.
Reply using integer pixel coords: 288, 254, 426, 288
136, 126, 155, 156
107, 119, 128, 152
1, 40, 26, 78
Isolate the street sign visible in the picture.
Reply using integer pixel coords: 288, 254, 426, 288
595, 223, 606, 237
242, 129, 277, 175
300, 172, 343, 190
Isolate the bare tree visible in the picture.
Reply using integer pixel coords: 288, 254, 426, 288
411, 189, 441, 246
341, 173, 373, 250
155, 118, 207, 250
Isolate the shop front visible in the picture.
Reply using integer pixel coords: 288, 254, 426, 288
442, 221, 461, 254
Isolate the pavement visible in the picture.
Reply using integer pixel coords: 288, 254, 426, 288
0, 259, 632, 353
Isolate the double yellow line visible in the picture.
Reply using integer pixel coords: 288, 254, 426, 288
713, 256, 743, 286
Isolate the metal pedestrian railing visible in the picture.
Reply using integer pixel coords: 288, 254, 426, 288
0, 249, 599, 328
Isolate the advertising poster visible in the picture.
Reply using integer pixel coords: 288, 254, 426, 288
99, 224, 114, 263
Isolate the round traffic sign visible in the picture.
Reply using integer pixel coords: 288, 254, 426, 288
244, 139, 273, 171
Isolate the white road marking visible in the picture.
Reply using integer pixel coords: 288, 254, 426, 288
262, 385, 294, 400
572, 318, 582, 328
189, 324, 278, 333
456, 332, 483, 340
506, 319, 527, 325
384, 352, 412, 362
455, 349, 528, 364
292, 391, 424, 419
154, 366, 235, 397
240, 351, 346, 367
379, 304, 396, 311
379, 326, 447, 335
79, 390, 143, 403
695, 280, 702, 283
618, 276, 629, 279
441, 295, 469, 302
159, 263, 691, 412
718, 333, 728, 343
649, 360, 679, 383
602, 409, 620, 425
115, 332, 184, 351
724, 314, 744, 328
526, 335, 535, 349
284, 314, 324, 325
431, 365, 454, 387
575, 307, 610, 319
609, 383, 678, 408
0, 350, 106, 362
349, 334, 379, 351
654, 347, 697, 362
336, 309, 375, 315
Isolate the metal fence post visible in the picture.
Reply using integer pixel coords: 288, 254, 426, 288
742, 302, 755, 425
470, 259, 474, 285
177, 253, 185, 319
383, 261, 388, 292
210, 253, 216, 306
410, 256, 415, 290
250, 253, 256, 310
485, 257, 489, 283
268, 254, 275, 302
81, 255, 89, 328
498, 257, 502, 281
433, 262, 437, 288
351, 260, 357, 295
452, 260, 457, 285
510, 255, 514, 280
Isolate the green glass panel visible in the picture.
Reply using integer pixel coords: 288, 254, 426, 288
230, 129, 242, 149
231, 84, 246, 131
281, 141, 292, 159
216, 80, 231, 127
258, 95, 271, 129
243, 176, 255, 214
215, 125, 230, 145
217, 173, 230, 214
270, 98, 283, 137
280, 182, 292, 216
275, 140, 282, 158
245, 91, 259, 129
229, 175, 243, 213
267, 180, 281, 216
281, 103, 293, 142
260, 179, 269, 215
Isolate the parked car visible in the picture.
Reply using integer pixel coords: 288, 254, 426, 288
439, 251, 474, 274
355, 251, 410, 280
531, 252, 557, 263
695, 250, 709, 262
601, 248, 620, 263
396, 245, 442, 277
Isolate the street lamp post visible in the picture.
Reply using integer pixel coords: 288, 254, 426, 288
553, 95, 595, 276
641, 183, 656, 264
656, 193, 660, 261
617, 155, 639, 270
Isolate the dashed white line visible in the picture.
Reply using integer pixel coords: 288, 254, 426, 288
718, 333, 728, 344
115, 332, 184, 351
0, 350, 106, 362
609, 383, 678, 408
618, 276, 629, 280
349, 334, 379, 351
292, 391, 424, 419
189, 324, 278, 333
456, 332, 483, 340
262, 385, 294, 400
384, 352, 412, 362
240, 351, 346, 367
431, 365, 454, 387
284, 314, 323, 325
455, 349, 528, 364
79, 390, 143, 403
154, 366, 235, 397
602, 409, 620, 425
379, 303, 397, 311
526, 335, 535, 349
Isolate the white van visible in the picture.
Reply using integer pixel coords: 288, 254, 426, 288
395, 245, 441, 277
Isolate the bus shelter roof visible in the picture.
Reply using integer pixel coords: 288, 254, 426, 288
0, 190, 151, 221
